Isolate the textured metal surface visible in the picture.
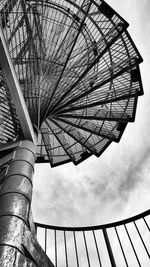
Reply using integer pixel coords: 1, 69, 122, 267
0, 193, 30, 220
0, 141, 35, 258
0, 175, 32, 200
0, 246, 17, 267
0, 140, 54, 266
0, 216, 25, 253
0, 0, 143, 166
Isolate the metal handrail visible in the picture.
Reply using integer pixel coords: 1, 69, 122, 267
35, 209, 150, 266
35, 208, 150, 231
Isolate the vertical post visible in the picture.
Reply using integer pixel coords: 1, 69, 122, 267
103, 228, 117, 267
0, 140, 36, 266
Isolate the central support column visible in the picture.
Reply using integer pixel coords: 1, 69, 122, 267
0, 140, 36, 266
0, 140, 54, 266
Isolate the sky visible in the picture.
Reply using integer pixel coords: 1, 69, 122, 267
32, 0, 150, 228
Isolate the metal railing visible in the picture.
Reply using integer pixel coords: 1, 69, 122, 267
35, 209, 150, 266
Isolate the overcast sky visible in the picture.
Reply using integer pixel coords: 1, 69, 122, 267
32, 0, 150, 227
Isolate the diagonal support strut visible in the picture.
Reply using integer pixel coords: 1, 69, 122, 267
0, 25, 37, 145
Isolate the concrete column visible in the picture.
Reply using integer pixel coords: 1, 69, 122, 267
0, 140, 36, 266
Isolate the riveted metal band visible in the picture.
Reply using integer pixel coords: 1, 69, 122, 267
0, 140, 36, 265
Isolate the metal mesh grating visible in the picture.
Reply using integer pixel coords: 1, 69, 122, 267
0, 0, 143, 166
0, 69, 22, 144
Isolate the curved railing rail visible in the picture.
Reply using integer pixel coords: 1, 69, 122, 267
35, 209, 150, 266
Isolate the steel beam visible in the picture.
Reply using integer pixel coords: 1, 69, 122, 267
0, 26, 37, 145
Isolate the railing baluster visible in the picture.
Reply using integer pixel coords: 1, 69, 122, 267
134, 221, 150, 259
55, 230, 57, 267
35, 210, 150, 267
92, 230, 102, 267
83, 231, 91, 267
35, 224, 37, 236
103, 228, 116, 267
73, 231, 80, 267
124, 224, 141, 267
143, 217, 150, 232
64, 230, 68, 267
45, 228, 47, 253
115, 227, 129, 267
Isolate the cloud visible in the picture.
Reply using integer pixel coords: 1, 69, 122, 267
32, 140, 150, 226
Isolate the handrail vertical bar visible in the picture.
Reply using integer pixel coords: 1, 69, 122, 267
64, 230, 68, 267
124, 224, 141, 267
83, 231, 91, 267
92, 230, 102, 267
115, 227, 129, 267
102, 228, 117, 267
55, 230, 57, 267
143, 217, 150, 232
45, 228, 47, 253
134, 221, 150, 259
35, 224, 38, 236
73, 231, 80, 267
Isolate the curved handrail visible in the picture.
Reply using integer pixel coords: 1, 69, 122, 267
35, 209, 150, 266
35, 208, 150, 231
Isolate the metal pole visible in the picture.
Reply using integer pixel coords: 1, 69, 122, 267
103, 228, 117, 267
0, 140, 36, 266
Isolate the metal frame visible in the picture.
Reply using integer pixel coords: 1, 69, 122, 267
0, 0, 143, 167
0, 1, 144, 265
0, 26, 37, 145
